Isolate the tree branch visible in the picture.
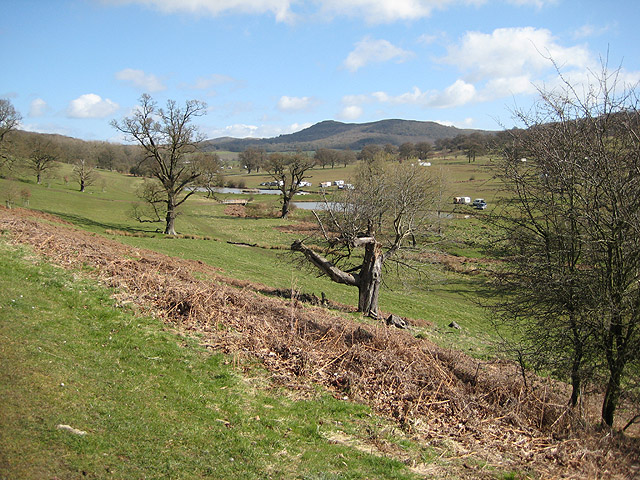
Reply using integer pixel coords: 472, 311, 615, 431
291, 240, 359, 286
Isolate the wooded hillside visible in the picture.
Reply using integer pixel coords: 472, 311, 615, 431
202, 119, 491, 152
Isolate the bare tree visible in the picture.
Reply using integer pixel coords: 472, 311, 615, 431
398, 142, 416, 162
266, 152, 315, 218
0, 99, 22, 171
314, 148, 338, 169
489, 61, 640, 426
194, 152, 223, 198
490, 126, 598, 408
130, 178, 166, 224
414, 141, 432, 160
356, 144, 383, 163
111, 94, 207, 235
3, 181, 20, 208
239, 147, 265, 174
292, 159, 440, 317
72, 158, 97, 192
26, 139, 59, 184
339, 149, 356, 168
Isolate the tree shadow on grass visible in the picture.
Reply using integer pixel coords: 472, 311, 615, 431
39, 209, 159, 235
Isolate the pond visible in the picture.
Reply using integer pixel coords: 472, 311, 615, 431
212, 187, 281, 195
292, 201, 338, 210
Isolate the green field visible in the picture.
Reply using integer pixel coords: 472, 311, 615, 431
0, 240, 443, 479
1, 160, 497, 356
0, 159, 518, 478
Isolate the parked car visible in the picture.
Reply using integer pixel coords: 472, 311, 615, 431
473, 198, 487, 209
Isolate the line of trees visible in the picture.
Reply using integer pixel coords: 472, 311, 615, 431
1, 99, 109, 192
489, 64, 640, 427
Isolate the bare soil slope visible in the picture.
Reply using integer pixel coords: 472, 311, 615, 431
1, 206, 637, 479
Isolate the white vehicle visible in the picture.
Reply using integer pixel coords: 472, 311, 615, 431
472, 198, 487, 209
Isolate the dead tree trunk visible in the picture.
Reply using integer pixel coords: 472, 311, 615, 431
291, 239, 383, 318
356, 240, 383, 317
163, 191, 177, 235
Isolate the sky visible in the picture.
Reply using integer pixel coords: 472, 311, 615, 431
2, 0, 639, 143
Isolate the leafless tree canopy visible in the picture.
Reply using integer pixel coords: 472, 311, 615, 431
72, 158, 97, 192
0, 98, 22, 170
194, 153, 224, 198
490, 61, 640, 426
266, 152, 315, 219
292, 157, 441, 317
25, 138, 59, 184
0, 99, 21, 144
111, 94, 207, 235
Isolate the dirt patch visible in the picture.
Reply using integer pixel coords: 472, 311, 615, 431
224, 205, 247, 217
422, 250, 499, 275
275, 221, 320, 237
1, 206, 638, 479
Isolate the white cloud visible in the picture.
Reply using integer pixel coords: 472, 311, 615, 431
427, 80, 477, 107
417, 33, 438, 45
287, 122, 313, 133
318, 0, 487, 23
115, 68, 166, 92
572, 23, 614, 40
105, 0, 557, 23
67, 94, 119, 118
29, 98, 48, 117
480, 75, 537, 100
213, 124, 260, 138
277, 95, 316, 112
338, 105, 363, 120
19, 122, 74, 137
372, 86, 428, 105
442, 27, 592, 82
435, 27, 598, 105
338, 93, 373, 120
370, 81, 476, 109
506, 0, 557, 7
343, 37, 413, 72
434, 117, 475, 128
341, 94, 371, 105
106, 0, 295, 22
208, 121, 311, 138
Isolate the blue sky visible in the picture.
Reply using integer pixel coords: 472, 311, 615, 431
2, 0, 639, 142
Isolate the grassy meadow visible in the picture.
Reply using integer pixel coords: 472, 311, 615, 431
1, 157, 499, 356
0, 156, 516, 478
0, 240, 442, 479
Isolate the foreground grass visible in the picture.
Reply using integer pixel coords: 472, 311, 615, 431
0, 240, 431, 480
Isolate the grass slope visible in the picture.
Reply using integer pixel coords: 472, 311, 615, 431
0, 240, 426, 479
0, 163, 496, 358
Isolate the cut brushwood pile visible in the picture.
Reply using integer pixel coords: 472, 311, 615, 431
1, 206, 638, 479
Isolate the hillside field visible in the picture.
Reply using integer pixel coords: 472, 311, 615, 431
1, 157, 638, 479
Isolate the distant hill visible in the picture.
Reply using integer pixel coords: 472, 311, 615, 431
202, 119, 491, 152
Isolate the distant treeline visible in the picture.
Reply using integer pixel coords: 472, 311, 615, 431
4, 130, 143, 175
2, 127, 514, 179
